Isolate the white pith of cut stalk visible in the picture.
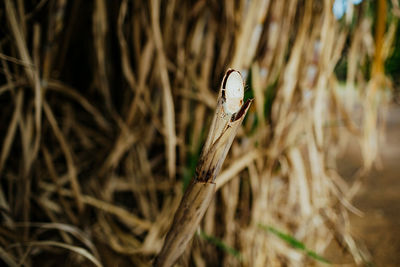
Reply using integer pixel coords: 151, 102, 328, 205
223, 71, 244, 115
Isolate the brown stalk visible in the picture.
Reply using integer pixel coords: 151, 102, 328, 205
5, 0, 42, 176
43, 101, 83, 212
150, 0, 177, 180
154, 69, 252, 267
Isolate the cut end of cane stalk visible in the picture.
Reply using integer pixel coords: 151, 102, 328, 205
154, 68, 252, 267
222, 69, 244, 115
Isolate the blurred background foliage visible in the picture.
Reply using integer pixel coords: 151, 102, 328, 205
0, 0, 398, 266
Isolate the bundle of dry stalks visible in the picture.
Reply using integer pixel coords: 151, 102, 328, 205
0, 0, 396, 266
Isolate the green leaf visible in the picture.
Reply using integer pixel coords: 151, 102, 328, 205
258, 224, 331, 264
198, 231, 242, 261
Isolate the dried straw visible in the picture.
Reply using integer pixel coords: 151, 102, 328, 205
0, 0, 395, 266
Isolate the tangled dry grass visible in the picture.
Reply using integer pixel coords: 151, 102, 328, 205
0, 0, 397, 266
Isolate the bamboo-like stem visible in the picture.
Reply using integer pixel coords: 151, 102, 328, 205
153, 69, 252, 267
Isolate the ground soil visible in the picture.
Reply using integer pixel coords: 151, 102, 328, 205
335, 104, 400, 266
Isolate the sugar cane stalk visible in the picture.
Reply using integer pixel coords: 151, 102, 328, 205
154, 69, 252, 267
